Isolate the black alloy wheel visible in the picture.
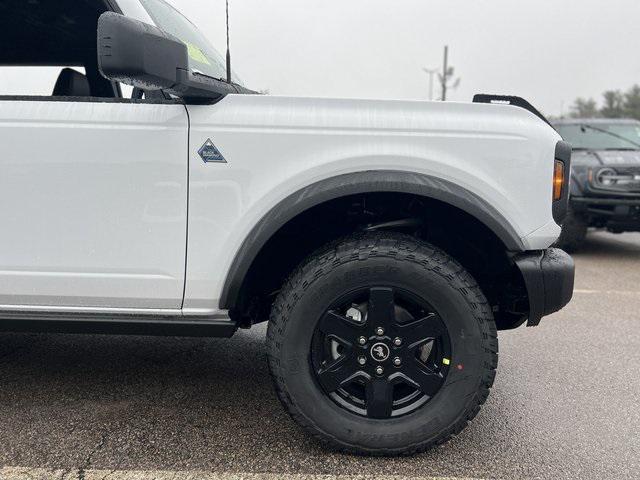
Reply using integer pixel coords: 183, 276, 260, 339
311, 286, 451, 419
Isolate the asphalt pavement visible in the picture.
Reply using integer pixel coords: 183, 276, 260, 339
1, 232, 639, 480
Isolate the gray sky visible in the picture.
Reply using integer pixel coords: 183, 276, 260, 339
2, 0, 638, 116
168, 0, 639, 116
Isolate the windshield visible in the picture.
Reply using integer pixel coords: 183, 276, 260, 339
138, 0, 242, 85
556, 122, 640, 150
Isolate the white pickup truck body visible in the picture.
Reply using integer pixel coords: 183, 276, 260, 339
0, 96, 559, 315
0, 0, 575, 455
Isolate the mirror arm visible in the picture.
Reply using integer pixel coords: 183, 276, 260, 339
169, 70, 241, 103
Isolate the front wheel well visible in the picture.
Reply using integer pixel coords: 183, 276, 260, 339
228, 192, 529, 330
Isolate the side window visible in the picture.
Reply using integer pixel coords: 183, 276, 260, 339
0, 67, 87, 97
0, 1, 119, 100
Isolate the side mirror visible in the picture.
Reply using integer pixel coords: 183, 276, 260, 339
97, 12, 239, 101
97, 12, 188, 92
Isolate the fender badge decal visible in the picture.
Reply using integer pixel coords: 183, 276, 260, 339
198, 138, 227, 163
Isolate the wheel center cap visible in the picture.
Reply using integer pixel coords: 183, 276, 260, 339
370, 342, 390, 362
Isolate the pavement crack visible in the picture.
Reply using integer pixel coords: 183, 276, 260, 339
77, 431, 108, 480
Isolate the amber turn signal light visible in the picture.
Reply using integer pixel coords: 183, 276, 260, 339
553, 160, 565, 201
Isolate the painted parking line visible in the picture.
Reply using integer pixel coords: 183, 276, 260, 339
0, 468, 486, 480
574, 288, 640, 296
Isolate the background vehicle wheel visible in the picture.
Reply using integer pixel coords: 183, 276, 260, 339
266, 232, 498, 455
555, 206, 588, 253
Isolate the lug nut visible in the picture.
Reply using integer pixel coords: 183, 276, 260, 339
376, 327, 385, 336
393, 357, 402, 367
358, 336, 367, 345
393, 337, 402, 346
358, 356, 367, 366
375, 366, 384, 375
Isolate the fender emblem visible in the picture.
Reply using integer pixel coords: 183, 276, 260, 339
198, 138, 227, 163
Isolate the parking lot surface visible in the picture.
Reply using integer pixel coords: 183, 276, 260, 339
1, 232, 639, 480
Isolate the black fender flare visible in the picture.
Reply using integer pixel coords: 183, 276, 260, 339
219, 170, 525, 309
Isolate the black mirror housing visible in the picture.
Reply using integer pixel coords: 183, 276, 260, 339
97, 12, 253, 102
97, 12, 188, 91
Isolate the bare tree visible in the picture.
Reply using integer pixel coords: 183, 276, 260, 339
623, 85, 640, 120
600, 90, 625, 118
569, 98, 599, 118
568, 84, 640, 120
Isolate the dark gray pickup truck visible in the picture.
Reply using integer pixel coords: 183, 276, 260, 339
554, 118, 640, 251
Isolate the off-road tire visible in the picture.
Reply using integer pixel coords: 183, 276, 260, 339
266, 232, 498, 455
555, 206, 588, 253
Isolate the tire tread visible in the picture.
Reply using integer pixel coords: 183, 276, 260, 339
266, 232, 498, 456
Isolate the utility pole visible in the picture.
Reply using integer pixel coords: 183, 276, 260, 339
438, 45, 460, 101
441, 45, 449, 101
422, 67, 438, 101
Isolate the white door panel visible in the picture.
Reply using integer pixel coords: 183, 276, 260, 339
0, 100, 188, 309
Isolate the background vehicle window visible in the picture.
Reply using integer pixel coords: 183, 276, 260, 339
557, 123, 640, 150
139, 0, 242, 85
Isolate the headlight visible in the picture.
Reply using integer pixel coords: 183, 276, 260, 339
596, 168, 618, 186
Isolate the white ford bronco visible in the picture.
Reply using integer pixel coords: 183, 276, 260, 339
0, 0, 575, 455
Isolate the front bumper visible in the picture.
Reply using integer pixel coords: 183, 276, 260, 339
514, 248, 575, 327
571, 196, 640, 231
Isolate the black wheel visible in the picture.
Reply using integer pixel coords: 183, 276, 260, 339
555, 206, 588, 253
267, 232, 498, 455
